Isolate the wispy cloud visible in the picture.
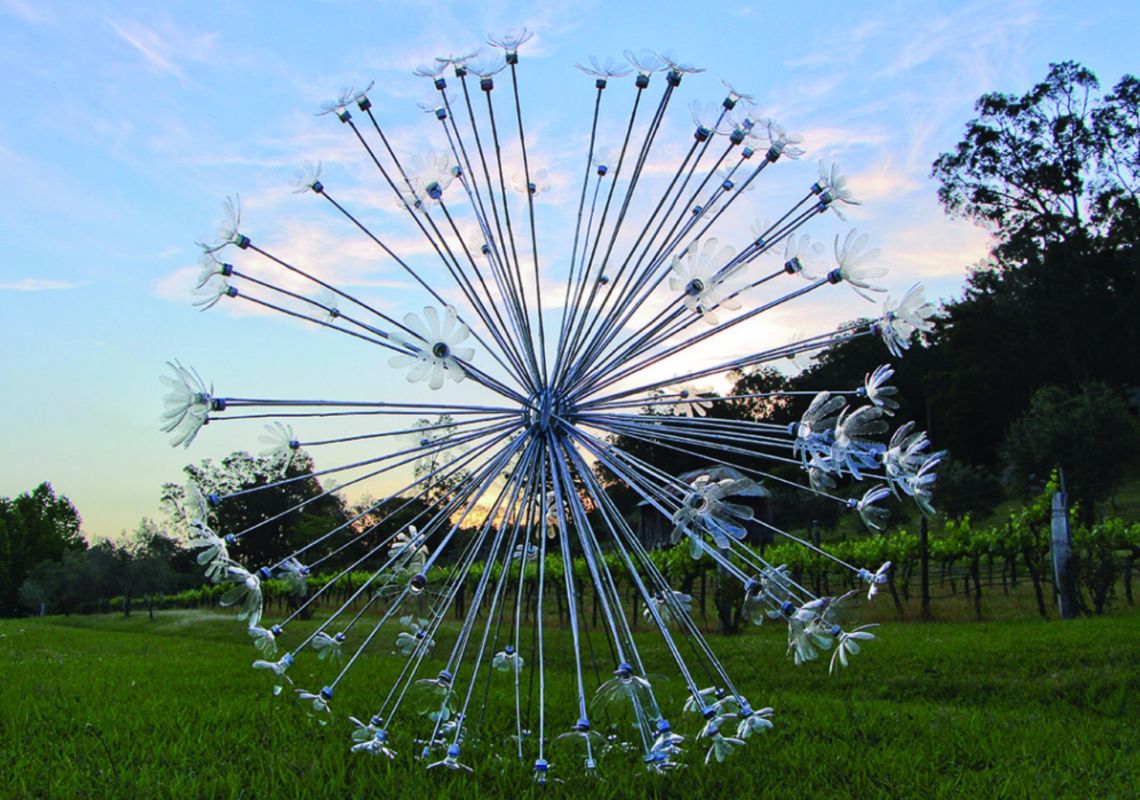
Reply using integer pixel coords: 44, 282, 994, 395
0, 278, 85, 291
108, 16, 218, 79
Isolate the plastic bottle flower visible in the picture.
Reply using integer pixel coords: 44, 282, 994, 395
292, 161, 323, 194
350, 720, 398, 758
624, 49, 664, 76
312, 631, 346, 662
465, 55, 506, 79
512, 167, 550, 196
833, 405, 888, 478
762, 120, 805, 160
829, 624, 879, 674
735, 707, 774, 739
218, 564, 263, 628
786, 598, 838, 666
903, 453, 943, 516
861, 364, 899, 415
833, 229, 887, 302
248, 625, 278, 657
792, 391, 846, 464
883, 421, 930, 490
858, 562, 892, 600
656, 50, 704, 74
252, 653, 294, 695
854, 485, 892, 531
594, 663, 654, 710
668, 237, 741, 324
259, 422, 297, 469
435, 49, 480, 71
427, 743, 473, 773
575, 55, 631, 78
703, 728, 745, 765
295, 687, 333, 725
815, 161, 861, 220
671, 468, 763, 552
492, 645, 525, 673
161, 361, 213, 448
277, 557, 310, 597
388, 306, 474, 390
389, 527, 427, 575
643, 590, 693, 625
878, 283, 936, 357
397, 150, 455, 212
488, 27, 533, 54
667, 384, 714, 417
782, 233, 827, 280
395, 616, 434, 656
199, 195, 247, 254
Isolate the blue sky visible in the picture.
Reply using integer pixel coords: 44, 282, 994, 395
1, 0, 1136, 540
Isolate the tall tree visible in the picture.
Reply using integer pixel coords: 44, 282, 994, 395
0, 483, 85, 615
162, 451, 347, 571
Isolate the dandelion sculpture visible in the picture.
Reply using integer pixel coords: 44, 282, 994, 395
163, 31, 943, 779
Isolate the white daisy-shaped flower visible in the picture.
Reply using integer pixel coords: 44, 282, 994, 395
656, 49, 705, 74
412, 62, 447, 79
575, 55, 632, 78
248, 625, 278, 657
511, 167, 550, 196
435, 49, 480, 70
218, 564, 263, 628
350, 721, 397, 758
862, 364, 899, 415
704, 731, 745, 764
782, 233, 827, 280
395, 616, 434, 656
594, 663, 654, 710
833, 404, 888, 478
465, 55, 506, 79
690, 100, 733, 135
295, 687, 333, 724
292, 161, 323, 194
858, 562, 892, 600
834, 229, 887, 302
161, 361, 213, 448
667, 384, 714, 417
278, 557, 310, 597
878, 283, 936, 357
492, 646, 525, 673
195, 252, 231, 289
883, 422, 940, 495
855, 485, 892, 531
642, 590, 693, 625
668, 237, 740, 324
427, 744, 473, 773
815, 161, 861, 220
903, 453, 943, 516
829, 624, 879, 674
312, 631, 346, 662
786, 334, 818, 373
388, 306, 474, 390
191, 274, 234, 312
388, 526, 427, 575
792, 391, 846, 464
736, 707, 774, 739
397, 150, 455, 212
487, 28, 533, 53
716, 166, 752, 193
624, 49, 665, 75
720, 79, 755, 107
762, 120, 805, 160
259, 421, 297, 468
252, 653, 294, 695
317, 87, 356, 119
199, 195, 247, 254
670, 467, 764, 552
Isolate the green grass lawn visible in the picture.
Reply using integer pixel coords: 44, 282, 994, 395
1, 609, 1137, 799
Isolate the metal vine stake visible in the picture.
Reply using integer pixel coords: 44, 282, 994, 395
163, 29, 943, 779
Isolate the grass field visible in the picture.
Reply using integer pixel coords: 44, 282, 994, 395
1, 609, 1137, 799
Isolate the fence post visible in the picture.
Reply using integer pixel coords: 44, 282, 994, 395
1051, 483, 1078, 620
919, 516, 931, 619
